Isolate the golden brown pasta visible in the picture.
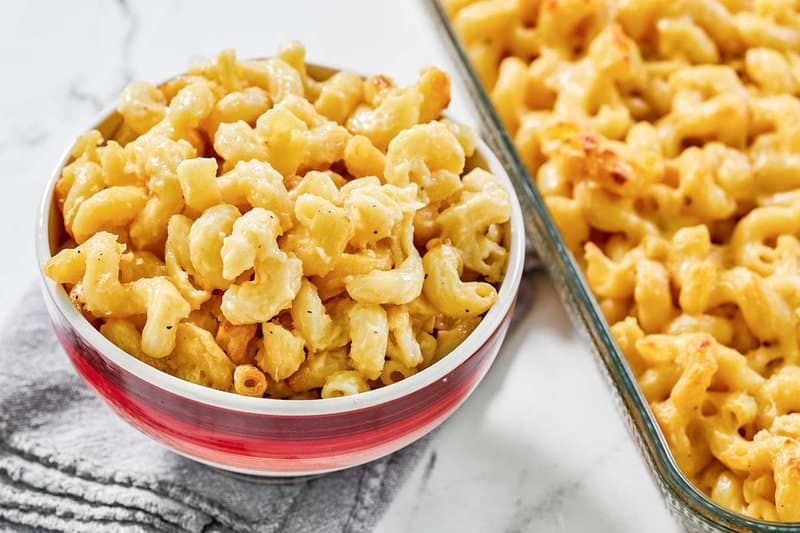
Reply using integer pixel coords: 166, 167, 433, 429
448, 0, 800, 521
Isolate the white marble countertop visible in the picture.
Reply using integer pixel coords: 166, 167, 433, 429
0, 1, 680, 531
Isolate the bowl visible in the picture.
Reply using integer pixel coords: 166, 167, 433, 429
34, 66, 526, 476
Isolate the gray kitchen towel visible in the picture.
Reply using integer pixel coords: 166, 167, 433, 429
0, 288, 431, 533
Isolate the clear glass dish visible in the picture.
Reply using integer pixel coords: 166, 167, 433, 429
424, 1, 800, 531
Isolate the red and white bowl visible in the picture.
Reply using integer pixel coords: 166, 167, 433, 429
36, 107, 525, 477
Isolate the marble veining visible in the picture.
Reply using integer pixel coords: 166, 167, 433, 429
115, 0, 139, 89
0, 1, 682, 531
66, 81, 104, 112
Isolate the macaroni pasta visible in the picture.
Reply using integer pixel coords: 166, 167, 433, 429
448, 0, 800, 522
45, 44, 512, 401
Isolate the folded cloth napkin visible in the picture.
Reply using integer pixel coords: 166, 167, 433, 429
0, 288, 430, 533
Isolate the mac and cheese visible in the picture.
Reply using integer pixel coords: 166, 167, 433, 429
45, 44, 512, 401
448, 0, 800, 522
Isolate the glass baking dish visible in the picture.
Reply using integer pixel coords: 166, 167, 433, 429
424, 1, 800, 531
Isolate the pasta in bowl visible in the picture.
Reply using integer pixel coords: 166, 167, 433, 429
36, 44, 524, 475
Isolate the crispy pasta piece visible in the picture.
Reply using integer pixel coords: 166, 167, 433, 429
216, 320, 258, 365
233, 364, 268, 397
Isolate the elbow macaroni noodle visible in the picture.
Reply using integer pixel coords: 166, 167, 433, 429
44, 44, 511, 403
448, 0, 800, 521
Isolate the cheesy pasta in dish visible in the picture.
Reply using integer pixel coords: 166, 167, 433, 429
447, 0, 800, 522
44, 43, 512, 400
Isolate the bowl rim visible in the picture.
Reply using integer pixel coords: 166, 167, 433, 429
35, 100, 526, 417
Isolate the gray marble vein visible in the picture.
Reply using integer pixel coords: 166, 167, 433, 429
67, 81, 104, 112
115, 0, 139, 89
